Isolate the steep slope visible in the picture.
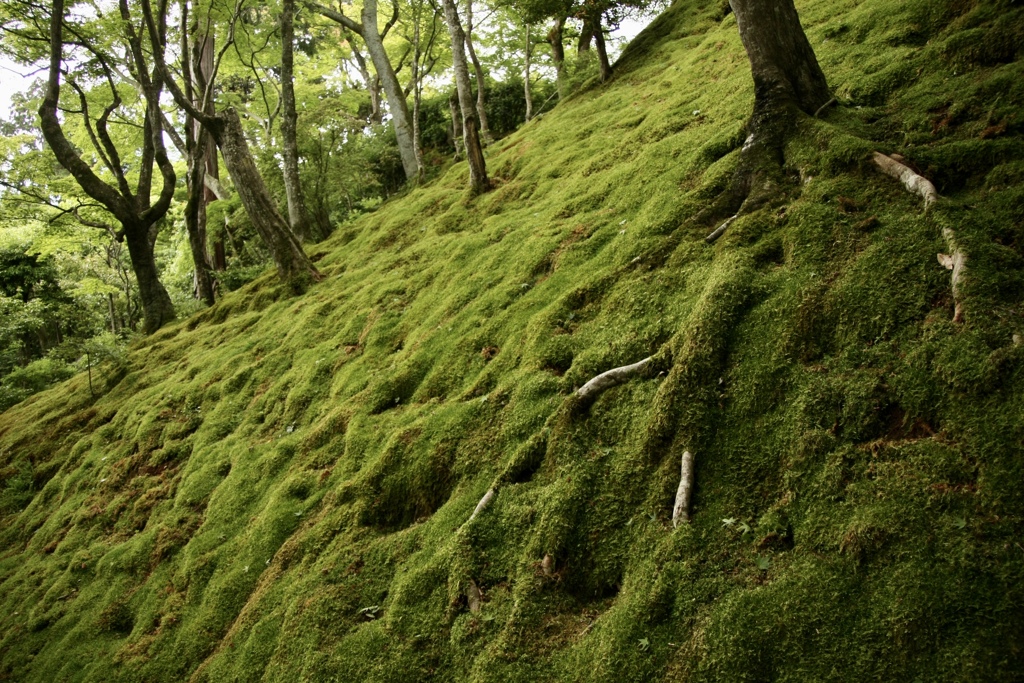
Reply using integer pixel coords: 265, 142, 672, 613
2, 0, 1024, 680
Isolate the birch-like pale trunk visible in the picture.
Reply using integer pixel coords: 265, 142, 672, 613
280, 0, 313, 241
361, 0, 420, 180
464, 0, 492, 144
440, 0, 489, 193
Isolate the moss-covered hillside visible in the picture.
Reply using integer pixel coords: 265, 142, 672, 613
3, 0, 1024, 679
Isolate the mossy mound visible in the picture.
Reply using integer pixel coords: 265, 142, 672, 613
2, 0, 1024, 680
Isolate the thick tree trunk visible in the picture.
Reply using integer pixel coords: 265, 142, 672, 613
361, 0, 420, 180
548, 17, 566, 99
210, 109, 319, 279
725, 0, 830, 213
123, 226, 175, 334
592, 19, 612, 82
464, 0, 492, 144
441, 0, 489, 194
578, 17, 594, 53
732, 0, 830, 115
280, 0, 313, 241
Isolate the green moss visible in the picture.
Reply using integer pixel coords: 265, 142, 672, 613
1, 0, 1024, 680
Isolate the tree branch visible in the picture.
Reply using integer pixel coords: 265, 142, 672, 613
38, 0, 133, 224
305, 0, 363, 34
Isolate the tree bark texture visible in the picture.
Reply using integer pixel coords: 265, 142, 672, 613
193, 28, 226, 270
441, 0, 489, 194
449, 92, 464, 160
185, 137, 217, 306
725, 0, 830, 213
410, 11, 426, 180
548, 17, 566, 99
731, 0, 830, 116
464, 0, 493, 144
210, 110, 319, 279
872, 152, 939, 208
578, 17, 594, 53
345, 33, 383, 124
361, 0, 421, 180
592, 18, 612, 82
124, 226, 176, 332
280, 0, 313, 241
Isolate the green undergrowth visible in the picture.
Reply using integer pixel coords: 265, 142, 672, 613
3, 0, 1024, 680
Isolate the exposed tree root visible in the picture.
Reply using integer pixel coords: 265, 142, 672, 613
872, 152, 938, 209
672, 450, 695, 527
813, 97, 837, 118
705, 215, 738, 244
467, 580, 483, 613
468, 487, 495, 522
575, 356, 653, 404
938, 234, 967, 323
873, 152, 964, 321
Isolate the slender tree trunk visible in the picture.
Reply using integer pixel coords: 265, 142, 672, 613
464, 0, 492, 144
108, 293, 118, 334
123, 225, 176, 333
548, 16, 566, 99
411, 14, 425, 179
193, 29, 226, 271
725, 0, 830, 213
361, 0, 420, 180
209, 109, 319, 279
345, 32, 383, 124
280, 0, 313, 241
449, 91, 464, 161
181, 14, 216, 303
524, 24, 533, 121
185, 136, 216, 306
440, 0, 488, 193
593, 18, 612, 82
578, 17, 594, 53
